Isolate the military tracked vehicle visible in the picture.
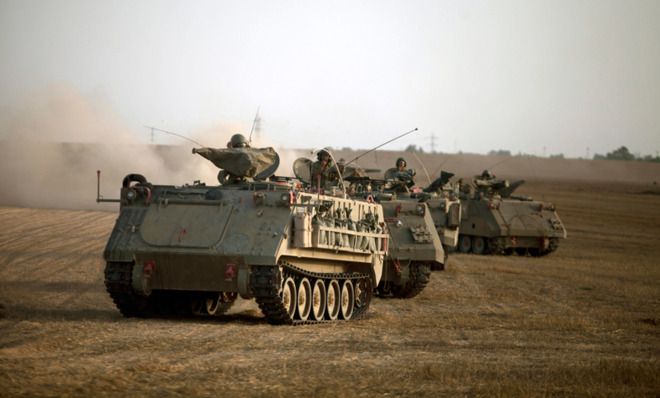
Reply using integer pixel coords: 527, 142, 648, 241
456, 171, 567, 256
293, 156, 444, 299
421, 171, 462, 267
375, 191, 442, 297
98, 145, 389, 324
380, 158, 461, 270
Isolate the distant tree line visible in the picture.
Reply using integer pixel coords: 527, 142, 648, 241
488, 149, 511, 156
399, 145, 658, 162
593, 146, 660, 163
488, 149, 565, 158
405, 144, 425, 153
485, 146, 658, 162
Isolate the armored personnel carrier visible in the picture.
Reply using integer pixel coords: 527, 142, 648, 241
379, 158, 461, 269
456, 171, 567, 256
293, 156, 444, 299
99, 146, 389, 324
375, 189, 442, 297
421, 172, 462, 267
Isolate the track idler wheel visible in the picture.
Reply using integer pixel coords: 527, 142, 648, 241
281, 277, 298, 319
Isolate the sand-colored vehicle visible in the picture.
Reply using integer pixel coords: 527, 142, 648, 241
99, 146, 389, 324
293, 157, 444, 299
457, 172, 567, 256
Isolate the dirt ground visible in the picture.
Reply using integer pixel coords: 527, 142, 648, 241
1, 179, 659, 397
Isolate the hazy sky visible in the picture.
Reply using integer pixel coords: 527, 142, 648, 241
1, 0, 659, 157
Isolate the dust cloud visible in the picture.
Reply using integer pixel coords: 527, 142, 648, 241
0, 84, 302, 211
4, 85, 653, 212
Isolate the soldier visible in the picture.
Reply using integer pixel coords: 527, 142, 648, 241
384, 157, 416, 188
310, 149, 339, 190
227, 133, 250, 149
474, 169, 509, 196
336, 158, 346, 176
480, 169, 495, 180
396, 157, 407, 172
218, 133, 251, 184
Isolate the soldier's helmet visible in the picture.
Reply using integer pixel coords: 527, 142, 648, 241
481, 169, 494, 179
396, 157, 407, 168
317, 149, 331, 161
228, 133, 249, 148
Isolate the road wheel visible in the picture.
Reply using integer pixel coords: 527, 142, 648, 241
458, 235, 472, 253
472, 237, 486, 254
340, 280, 355, 320
326, 279, 341, 320
296, 278, 312, 321
311, 279, 326, 321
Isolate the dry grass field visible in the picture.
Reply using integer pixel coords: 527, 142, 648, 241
1, 179, 659, 397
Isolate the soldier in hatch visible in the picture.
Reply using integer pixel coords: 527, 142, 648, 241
384, 157, 416, 188
474, 169, 509, 196
336, 158, 346, 176
193, 134, 279, 186
227, 133, 250, 149
311, 149, 339, 190
480, 169, 495, 180
396, 157, 407, 173
218, 133, 251, 184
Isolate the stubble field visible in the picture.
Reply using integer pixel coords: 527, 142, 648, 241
0, 179, 659, 397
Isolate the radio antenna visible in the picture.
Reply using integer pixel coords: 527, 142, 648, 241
144, 126, 205, 147
344, 127, 419, 166
409, 150, 432, 185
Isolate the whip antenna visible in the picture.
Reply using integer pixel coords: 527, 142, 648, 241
409, 150, 432, 185
345, 127, 419, 166
144, 126, 205, 147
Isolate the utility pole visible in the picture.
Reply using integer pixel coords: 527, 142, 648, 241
254, 114, 262, 141
586, 147, 590, 159
249, 108, 262, 143
428, 132, 437, 153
